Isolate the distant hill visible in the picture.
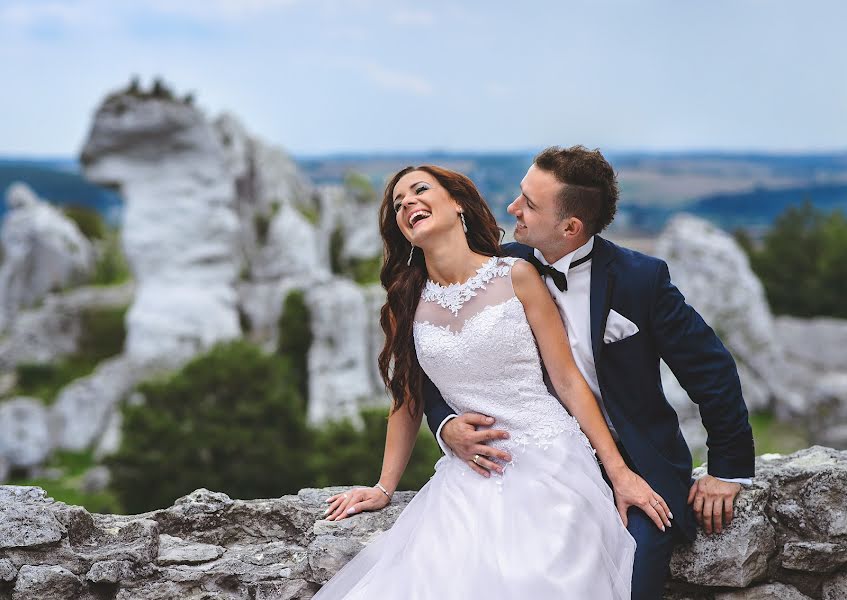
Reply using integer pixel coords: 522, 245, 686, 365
3, 151, 847, 235
0, 159, 123, 226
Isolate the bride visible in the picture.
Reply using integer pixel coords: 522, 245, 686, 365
314, 165, 672, 599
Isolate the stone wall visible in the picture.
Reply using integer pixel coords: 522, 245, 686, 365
0, 446, 844, 600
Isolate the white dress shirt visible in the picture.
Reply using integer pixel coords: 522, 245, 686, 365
435, 238, 750, 484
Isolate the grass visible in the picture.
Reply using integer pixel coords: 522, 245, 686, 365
8, 450, 123, 514
749, 411, 809, 456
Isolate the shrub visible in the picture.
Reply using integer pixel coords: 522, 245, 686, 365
91, 231, 132, 286
277, 290, 312, 399
107, 341, 312, 513
310, 407, 442, 491
63, 205, 106, 240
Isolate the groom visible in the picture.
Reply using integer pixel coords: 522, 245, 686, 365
423, 146, 755, 600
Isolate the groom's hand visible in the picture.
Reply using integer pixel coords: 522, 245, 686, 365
442, 414, 512, 477
688, 475, 742, 535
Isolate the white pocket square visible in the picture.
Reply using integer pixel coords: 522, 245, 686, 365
604, 309, 639, 344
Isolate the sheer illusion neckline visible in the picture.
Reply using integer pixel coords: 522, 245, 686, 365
422, 256, 516, 316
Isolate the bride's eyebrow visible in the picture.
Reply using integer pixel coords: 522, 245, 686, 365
393, 181, 429, 203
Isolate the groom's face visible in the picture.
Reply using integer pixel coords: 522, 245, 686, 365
507, 165, 565, 249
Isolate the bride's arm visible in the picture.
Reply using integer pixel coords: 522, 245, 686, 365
324, 403, 422, 521
511, 260, 673, 530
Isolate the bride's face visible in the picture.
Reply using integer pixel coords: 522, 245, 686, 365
392, 170, 462, 246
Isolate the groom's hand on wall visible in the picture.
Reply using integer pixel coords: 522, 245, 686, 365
688, 475, 742, 535
442, 414, 512, 477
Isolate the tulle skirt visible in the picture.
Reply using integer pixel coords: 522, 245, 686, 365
314, 430, 635, 599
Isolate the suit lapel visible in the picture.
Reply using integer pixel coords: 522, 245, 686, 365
590, 236, 616, 359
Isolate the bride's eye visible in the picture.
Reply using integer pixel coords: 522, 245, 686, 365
393, 202, 402, 213
415, 185, 429, 194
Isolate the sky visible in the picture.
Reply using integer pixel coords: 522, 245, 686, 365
1, 0, 845, 157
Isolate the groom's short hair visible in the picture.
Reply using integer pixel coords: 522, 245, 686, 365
534, 146, 618, 234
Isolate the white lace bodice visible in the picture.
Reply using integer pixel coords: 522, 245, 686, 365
414, 256, 592, 458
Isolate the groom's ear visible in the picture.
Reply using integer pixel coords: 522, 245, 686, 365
559, 215, 586, 240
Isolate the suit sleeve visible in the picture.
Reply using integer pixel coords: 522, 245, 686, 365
423, 371, 456, 438
650, 260, 755, 478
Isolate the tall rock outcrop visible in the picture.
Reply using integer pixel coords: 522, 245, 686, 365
0, 446, 844, 599
0, 183, 95, 330
654, 214, 847, 450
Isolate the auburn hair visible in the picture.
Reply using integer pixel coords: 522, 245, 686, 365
377, 165, 503, 416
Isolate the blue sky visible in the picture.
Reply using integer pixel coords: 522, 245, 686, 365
1, 0, 845, 156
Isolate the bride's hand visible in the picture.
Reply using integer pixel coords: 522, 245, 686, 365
324, 486, 390, 521
608, 468, 673, 531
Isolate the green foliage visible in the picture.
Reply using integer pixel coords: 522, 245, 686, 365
329, 226, 345, 274
297, 205, 320, 225
328, 224, 383, 284
92, 231, 132, 286
8, 450, 123, 514
63, 205, 105, 240
344, 171, 377, 205
277, 290, 313, 399
12, 306, 127, 403
740, 201, 847, 318
310, 407, 442, 491
107, 341, 312, 514
254, 213, 271, 245
749, 411, 808, 456
348, 255, 383, 285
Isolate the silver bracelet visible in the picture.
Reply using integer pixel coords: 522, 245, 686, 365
374, 482, 391, 499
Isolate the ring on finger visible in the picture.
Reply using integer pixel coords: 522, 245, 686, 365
472, 454, 483, 465
651, 499, 659, 507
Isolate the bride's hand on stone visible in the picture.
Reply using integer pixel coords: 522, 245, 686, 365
608, 468, 673, 531
323, 487, 390, 521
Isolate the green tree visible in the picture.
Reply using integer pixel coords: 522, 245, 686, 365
310, 407, 442, 491
107, 341, 312, 513
742, 201, 847, 318
277, 290, 313, 399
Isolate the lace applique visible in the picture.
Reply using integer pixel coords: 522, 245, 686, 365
422, 256, 518, 316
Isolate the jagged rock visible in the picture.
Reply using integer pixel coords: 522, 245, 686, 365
306, 279, 376, 424
1, 447, 846, 598
12, 565, 82, 599
84, 559, 132, 583
714, 582, 813, 599
655, 214, 801, 415
0, 558, 17, 582
670, 484, 775, 587
155, 534, 225, 565
0, 183, 95, 330
0, 397, 51, 469
0, 282, 133, 372
781, 540, 847, 572
775, 316, 847, 372
823, 572, 847, 599
0, 503, 64, 549
80, 90, 242, 365
49, 355, 160, 451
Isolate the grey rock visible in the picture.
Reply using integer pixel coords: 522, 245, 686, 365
714, 582, 813, 599
155, 534, 226, 565
823, 572, 847, 600
670, 485, 775, 587
0, 398, 51, 468
781, 540, 847, 572
0, 183, 95, 330
0, 559, 17, 582
84, 559, 132, 583
12, 565, 81, 599
774, 316, 847, 372
253, 578, 318, 600
80, 465, 111, 494
0, 504, 64, 549
0, 485, 50, 503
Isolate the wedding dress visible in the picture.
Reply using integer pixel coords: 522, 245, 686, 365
314, 256, 635, 599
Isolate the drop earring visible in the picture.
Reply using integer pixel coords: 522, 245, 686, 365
460, 213, 468, 233
407, 245, 415, 266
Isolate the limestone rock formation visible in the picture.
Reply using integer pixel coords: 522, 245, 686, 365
0, 183, 95, 330
0, 446, 844, 599
654, 215, 847, 453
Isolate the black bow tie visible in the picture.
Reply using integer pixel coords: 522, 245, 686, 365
527, 251, 593, 292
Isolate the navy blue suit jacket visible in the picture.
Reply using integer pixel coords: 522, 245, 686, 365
422, 236, 755, 541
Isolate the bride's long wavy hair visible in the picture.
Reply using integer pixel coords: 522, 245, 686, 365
378, 165, 503, 416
